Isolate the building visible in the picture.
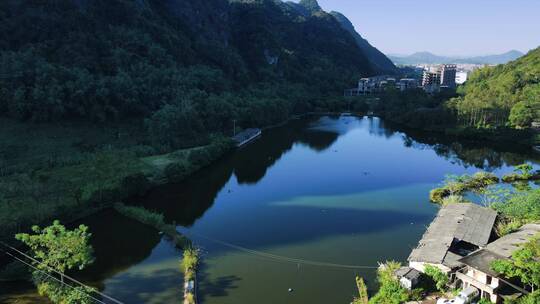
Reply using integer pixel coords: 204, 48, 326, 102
344, 75, 395, 96
395, 267, 422, 290
344, 75, 421, 96
422, 69, 441, 87
456, 224, 540, 303
422, 68, 441, 93
456, 71, 469, 84
397, 78, 419, 91
440, 64, 457, 88
408, 203, 497, 274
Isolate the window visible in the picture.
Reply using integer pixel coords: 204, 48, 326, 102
486, 276, 492, 285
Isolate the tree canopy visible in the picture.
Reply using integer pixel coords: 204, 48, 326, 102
491, 236, 540, 291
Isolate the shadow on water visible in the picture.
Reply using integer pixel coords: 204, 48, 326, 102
233, 118, 340, 184
74, 209, 162, 289
197, 261, 242, 302
185, 206, 433, 257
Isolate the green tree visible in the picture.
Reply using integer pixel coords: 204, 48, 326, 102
369, 261, 410, 304
491, 236, 540, 291
16, 221, 95, 303
509, 101, 536, 128
424, 265, 449, 292
518, 290, 540, 304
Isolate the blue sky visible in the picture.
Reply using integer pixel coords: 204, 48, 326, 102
292, 0, 540, 56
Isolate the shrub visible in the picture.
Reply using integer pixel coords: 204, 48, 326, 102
492, 188, 540, 222
368, 261, 410, 304
164, 162, 190, 182
441, 195, 467, 206
113, 203, 165, 228
430, 188, 450, 204
181, 247, 199, 281
502, 164, 539, 183
424, 265, 449, 292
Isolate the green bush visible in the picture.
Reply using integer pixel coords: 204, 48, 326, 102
113, 203, 165, 229
164, 162, 190, 182
492, 188, 540, 222
181, 247, 200, 281
502, 164, 539, 183
424, 265, 449, 292
368, 261, 410, 304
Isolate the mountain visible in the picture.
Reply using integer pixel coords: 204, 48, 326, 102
463, 50, 525, 65
0, 0, 375, 127
390, 50, 525, 65
329, 11, 397, 74
285, 1, 396, 74
452, 47, 540, 128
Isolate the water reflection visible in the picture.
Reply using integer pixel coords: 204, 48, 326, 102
10, 115, 538, 303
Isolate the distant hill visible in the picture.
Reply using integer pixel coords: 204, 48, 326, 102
389, 50, 525, 65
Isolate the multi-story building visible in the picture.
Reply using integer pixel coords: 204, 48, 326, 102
344, 76, 420, 96
456, 224, 540, 303
422, 69, 441, 87
422, 69, 441, 93
440, 64, 457, 87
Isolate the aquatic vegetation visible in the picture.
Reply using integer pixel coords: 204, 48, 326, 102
429, 172, 499, 204
181, 247, 200, 304
180, 248, 199, 282
113, 203, 189, 248
502, 164, 540, 183
352, 276, 369, 304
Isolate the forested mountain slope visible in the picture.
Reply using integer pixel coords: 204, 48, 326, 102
452, 47, 540, 128
330, 11, 397, 74
0, 0, 375, 145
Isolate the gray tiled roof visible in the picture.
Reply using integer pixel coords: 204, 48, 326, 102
459, 224, 540, 276
486, 223, 540, 258
408, 203, 497, 266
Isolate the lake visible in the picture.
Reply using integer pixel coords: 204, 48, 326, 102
3, 115, 539, 303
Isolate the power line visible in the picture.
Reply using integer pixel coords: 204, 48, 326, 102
0, 242, 125, 304
1, 249, 108, 304
182, 231, 379, 270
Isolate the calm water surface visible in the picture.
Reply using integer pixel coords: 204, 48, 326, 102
4, 116, 540, 303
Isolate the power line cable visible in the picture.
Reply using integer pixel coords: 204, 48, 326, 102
0, 241, 125, 304
1, 248, 108, 304
182, 231, 379, 270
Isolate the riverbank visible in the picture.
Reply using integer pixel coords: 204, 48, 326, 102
0, 120, 234, 244
378, 112, 538, 147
